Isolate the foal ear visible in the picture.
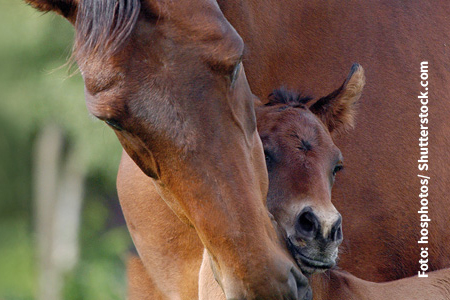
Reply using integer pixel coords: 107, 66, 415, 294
25, 0, 78, 20
310, 64, 365, 135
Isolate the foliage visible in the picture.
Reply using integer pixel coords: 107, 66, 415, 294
0, 1, 123, 178
0, 1, 132, 299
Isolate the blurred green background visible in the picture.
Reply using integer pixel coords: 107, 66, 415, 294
0, 1, 133, 299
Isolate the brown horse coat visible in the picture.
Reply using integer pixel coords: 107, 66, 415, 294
199, 250, 450, 300
311, 269, 450, 300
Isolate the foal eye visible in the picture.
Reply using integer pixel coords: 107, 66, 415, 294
264, 150, 274, 165
265, 153, 271, 163
332, 164, 343, 177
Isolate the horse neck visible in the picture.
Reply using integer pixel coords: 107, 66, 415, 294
310, 270, 376, 300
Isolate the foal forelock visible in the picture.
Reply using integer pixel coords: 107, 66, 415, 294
75, 0, 141, 62
267, 88, 313, 108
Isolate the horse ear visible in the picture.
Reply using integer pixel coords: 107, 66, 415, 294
25, 0, 78, 20
309, 64, 365, 135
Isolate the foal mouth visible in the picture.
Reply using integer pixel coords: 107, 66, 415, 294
287, 239, 336, 274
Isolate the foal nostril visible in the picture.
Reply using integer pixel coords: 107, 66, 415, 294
329, 216, 343, 242
299, 213, 314, 232
296, 208, 319, 240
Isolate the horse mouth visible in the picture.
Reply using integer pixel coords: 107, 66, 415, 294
287, 239, 336, 275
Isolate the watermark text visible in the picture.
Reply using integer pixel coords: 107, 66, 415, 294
418, 61, 430, 278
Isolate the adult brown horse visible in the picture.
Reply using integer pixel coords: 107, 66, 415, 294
122, 64, 365, 299
26, 0, 310, 299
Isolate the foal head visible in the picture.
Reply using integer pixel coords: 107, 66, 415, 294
256, 64, 365, 275
26, 0, 309, 298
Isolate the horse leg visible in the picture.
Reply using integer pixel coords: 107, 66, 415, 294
118, 151, 204, 299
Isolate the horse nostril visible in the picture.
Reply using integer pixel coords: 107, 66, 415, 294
335, 226, 343, 241
296, 209, 319, 239
299, 213, 314, 232
330, 216, 343, 242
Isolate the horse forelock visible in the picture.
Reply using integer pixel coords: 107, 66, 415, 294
74, 0, 141, 62
266, 87, 312, 109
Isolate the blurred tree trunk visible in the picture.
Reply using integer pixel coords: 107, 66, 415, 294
34, 124, 86, 300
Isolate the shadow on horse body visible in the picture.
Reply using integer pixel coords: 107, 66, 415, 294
26, 0, 310, 298
124, 64, 365, 299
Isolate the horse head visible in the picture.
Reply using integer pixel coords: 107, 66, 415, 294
256, 64, 365, 275
26, 0, 309, 298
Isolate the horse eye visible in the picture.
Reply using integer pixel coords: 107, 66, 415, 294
230, 61, 242, 85
332, 164, 343, 176
105, 119, 124, 131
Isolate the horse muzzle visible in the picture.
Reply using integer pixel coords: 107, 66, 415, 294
287, 206, 343, 275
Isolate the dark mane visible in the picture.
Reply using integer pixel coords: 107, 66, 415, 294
267, 87, 313, 108
75, 0, 141, 61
